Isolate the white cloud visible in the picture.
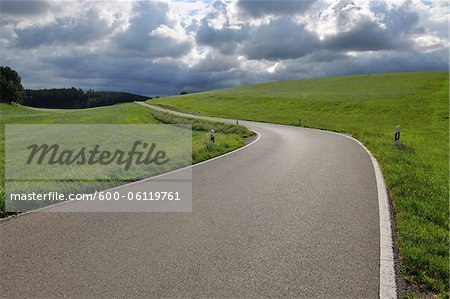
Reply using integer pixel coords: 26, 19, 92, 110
0, 0, 447, 95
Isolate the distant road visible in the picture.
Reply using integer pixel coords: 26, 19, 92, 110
1, 103, 381, 297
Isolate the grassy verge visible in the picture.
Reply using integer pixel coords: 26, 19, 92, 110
149, 109, 254, 163
150, 71, 449, 296
0, 102, 252, 216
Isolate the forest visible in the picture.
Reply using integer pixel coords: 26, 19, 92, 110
1, 66, 148, 108
24, 88, 148, 108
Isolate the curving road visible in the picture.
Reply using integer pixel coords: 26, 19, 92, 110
1, 103, 382, 298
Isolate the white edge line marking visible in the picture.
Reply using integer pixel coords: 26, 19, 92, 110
349, 135, 397, 299
314, 129, 397, 299
0, 130, 261, 219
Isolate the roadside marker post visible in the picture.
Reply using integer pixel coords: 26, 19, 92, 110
395, 126, 400, 146
210, 129, 215, 145
298, 116, 302, 127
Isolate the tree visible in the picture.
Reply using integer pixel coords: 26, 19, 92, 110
0, 66, 26, 103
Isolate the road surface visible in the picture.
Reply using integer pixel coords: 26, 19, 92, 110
1, 103, 381, 298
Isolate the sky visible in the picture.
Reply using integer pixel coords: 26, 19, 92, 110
0, 0, 448, 96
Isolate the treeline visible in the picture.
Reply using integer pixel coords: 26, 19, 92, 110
24, 88, 87, 108
1, 65, 149, 108
87, 91, 148, 108
23, 88, 148, 109
1, 66, 26, 103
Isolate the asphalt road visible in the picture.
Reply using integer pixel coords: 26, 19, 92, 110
1, 104, 380, 298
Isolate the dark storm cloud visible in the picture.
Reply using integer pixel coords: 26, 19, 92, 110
237, 0, 316, 17
329, 49, 447, 76
324, 1, 420, 51
198, 1, 423, 61
304, 50, 348, 63
15, 9, 115, 48
0, 0, 50, 16
39, 51, 249, 95
195, 0, 249, 55
270, 48, 448, 80
324, 19, 412, 51
191, 52, 238, 72
113, 1, 191, 58
36, 53, 189, 94
240, 19, 321, 60
196, 19, 249, 55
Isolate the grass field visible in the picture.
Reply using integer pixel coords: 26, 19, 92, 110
150, 71, 449, 295
0, 102, 252, 215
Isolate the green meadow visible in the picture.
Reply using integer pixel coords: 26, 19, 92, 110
0, 103, 252, 214
150, 71, 449, 295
